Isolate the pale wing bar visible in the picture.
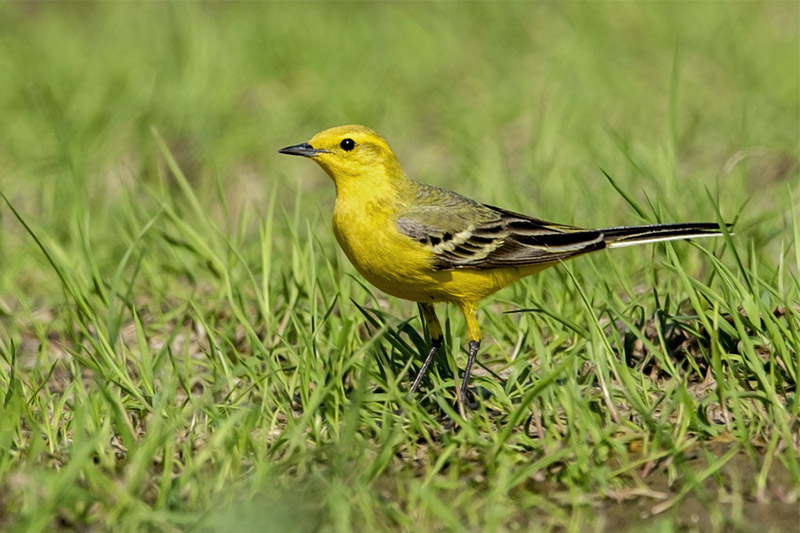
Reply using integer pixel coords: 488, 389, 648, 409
440, 219, 606, 269
397, 211, 607, 270
398, 213, 727, 271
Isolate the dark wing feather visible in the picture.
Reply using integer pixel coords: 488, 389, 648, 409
396, 195, 606, 271
395, 184, 726, 271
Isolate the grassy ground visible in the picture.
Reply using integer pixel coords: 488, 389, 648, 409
0, 2, 798, 532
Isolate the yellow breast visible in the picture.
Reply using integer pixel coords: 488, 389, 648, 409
332, 198, 548, 304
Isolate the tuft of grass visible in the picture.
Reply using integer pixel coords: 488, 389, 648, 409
0, 2, 798, 531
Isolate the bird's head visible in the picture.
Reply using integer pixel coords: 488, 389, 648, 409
279, 125, 407, 193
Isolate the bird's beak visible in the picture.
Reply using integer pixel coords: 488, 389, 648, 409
278, 142, 328, 157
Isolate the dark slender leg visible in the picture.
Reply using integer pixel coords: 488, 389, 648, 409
407, 303, 443, 396
409, 337, 441, 394
459, 339, 481, 408
455, 301, 482, 410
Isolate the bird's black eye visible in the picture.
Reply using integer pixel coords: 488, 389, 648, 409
340, 138, 355, 151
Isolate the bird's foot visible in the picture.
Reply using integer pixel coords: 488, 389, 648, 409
461, 385, 491, 410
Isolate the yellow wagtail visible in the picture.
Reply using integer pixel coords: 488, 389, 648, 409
279, 125, 726, 406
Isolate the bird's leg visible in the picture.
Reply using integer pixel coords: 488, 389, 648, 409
409, 338, 441, 394
460, 339, 481, 408
458, 301, 482, 409
409, 303, 443, 395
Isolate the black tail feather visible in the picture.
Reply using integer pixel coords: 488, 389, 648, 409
601, 222, 730, 248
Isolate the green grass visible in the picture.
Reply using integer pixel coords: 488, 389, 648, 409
0, 2, 798, 532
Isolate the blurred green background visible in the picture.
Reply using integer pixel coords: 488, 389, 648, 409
0, 2, 797, 531
2, 2, 796, 235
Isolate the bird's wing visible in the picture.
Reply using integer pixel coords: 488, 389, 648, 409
396, 185, 607, 270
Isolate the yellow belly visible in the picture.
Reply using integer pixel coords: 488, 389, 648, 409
332, 207, 548, 304
376, 265, 549, 303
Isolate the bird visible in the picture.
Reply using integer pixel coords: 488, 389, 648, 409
279, 125, 726, 407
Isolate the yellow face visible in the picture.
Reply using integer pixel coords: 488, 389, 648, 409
279, 125, 403, 186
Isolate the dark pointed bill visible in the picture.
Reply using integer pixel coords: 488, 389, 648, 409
278, 143, 328, 157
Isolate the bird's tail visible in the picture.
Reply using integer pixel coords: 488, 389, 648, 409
601, 223, 729, 249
